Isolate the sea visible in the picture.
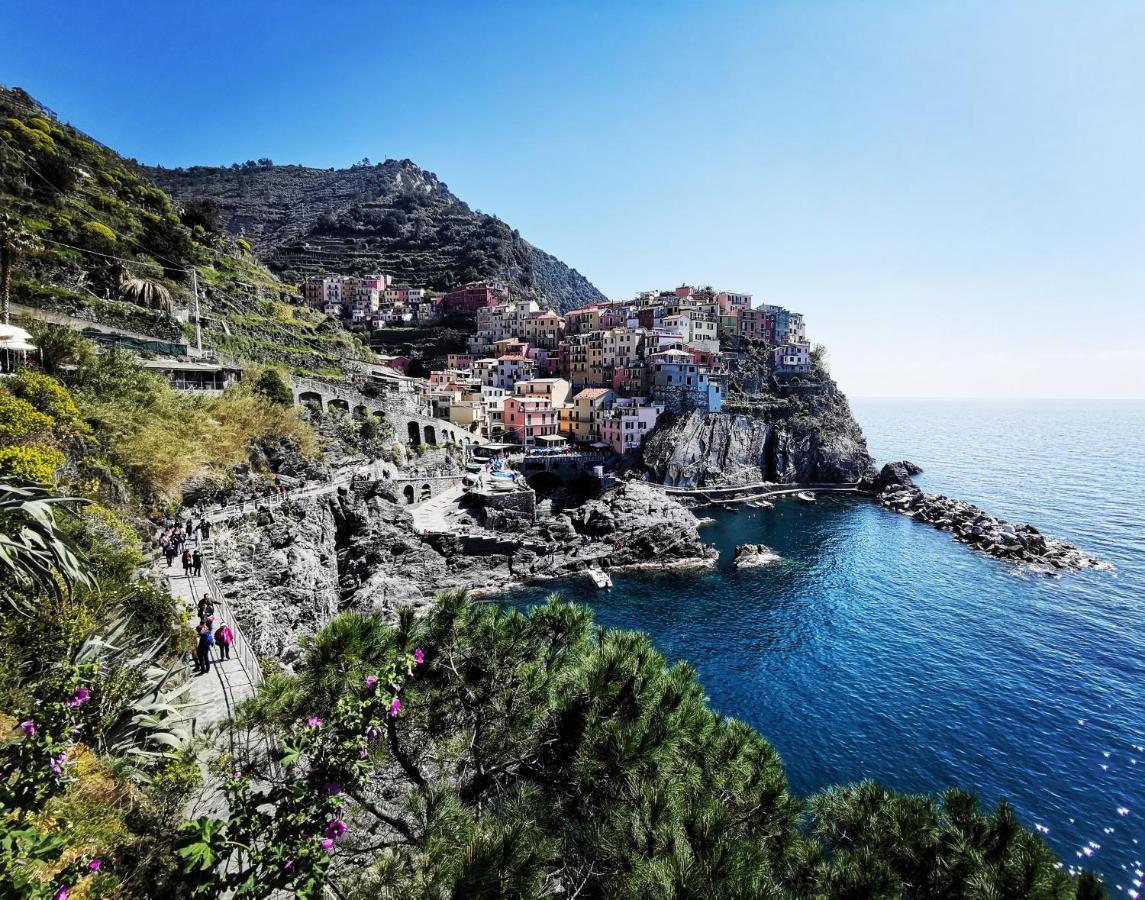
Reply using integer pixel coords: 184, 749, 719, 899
508, 399, 1145, 892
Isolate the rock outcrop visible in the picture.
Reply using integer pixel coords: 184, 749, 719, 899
733, 544, 782, 568
641, 406, 870, 488
208, 481, 713, 667
865, 464, 1108, 573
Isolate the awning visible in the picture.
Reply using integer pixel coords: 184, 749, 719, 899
0, 340, 37, 352
536, 435, 566, 443
0, 325, 32, 341
591, 441, 610, 448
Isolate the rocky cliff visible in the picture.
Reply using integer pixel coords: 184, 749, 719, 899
208, 481, 712, 669
642, 392, 870, 487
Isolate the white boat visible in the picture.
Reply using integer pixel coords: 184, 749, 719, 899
797, 491, 816, 504
587, 567, 612, 589
749, 500, 774, 509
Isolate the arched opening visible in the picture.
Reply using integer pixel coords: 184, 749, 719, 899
407, 422, 421, 445
328, 398, 350, 414
354, 404, 369, 418
298, 391, 324, 411
419, 483, 432, 501
403, 485, 415, 504
423, 424, 437, 445
526, 471, 562, 494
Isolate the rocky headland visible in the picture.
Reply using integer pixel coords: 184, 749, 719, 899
863, 462, 1109, 573
641, 360, 870, 488
207, 480, 713, 668
733, 543, 783, 568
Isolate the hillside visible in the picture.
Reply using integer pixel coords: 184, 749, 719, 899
0, 86, 370, 373
147, 159, 606, 311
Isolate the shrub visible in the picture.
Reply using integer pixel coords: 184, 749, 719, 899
0, 392, 54, 445
82, 221, 117, 243
252, 368, 293, 406
0, 446, 66, 483
5, 370, 89, 438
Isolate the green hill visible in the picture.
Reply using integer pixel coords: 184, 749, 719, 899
0, 85, 369, 373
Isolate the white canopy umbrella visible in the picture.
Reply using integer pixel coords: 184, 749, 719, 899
2, 340, 37, 352
0, 324, 32, 342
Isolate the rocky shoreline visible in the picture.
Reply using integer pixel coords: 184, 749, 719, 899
207, 481, 714, 669
863, 462, 1109, 574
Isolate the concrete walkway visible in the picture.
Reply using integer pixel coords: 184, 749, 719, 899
411, 483, 466, 533
156, 541, 263, 817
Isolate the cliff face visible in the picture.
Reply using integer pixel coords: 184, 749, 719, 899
641, 386, 871, 487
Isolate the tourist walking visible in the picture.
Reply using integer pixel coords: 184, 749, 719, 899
186, 519, 193, 537
192, 526, 202, 549
192, 549, 202, 577
195, 624, 213, 675
197, 593, 210, 622
214, 622, 233, 660
200, 519, 210, 540
164, 541, 176, 567
181, 548, 192, 575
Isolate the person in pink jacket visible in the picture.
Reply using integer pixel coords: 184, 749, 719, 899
214, 622, 234, 660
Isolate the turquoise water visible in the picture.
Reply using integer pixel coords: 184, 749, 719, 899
509, 400, 1145, 891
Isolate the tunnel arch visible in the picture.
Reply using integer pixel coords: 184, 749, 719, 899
423, 424, 437, 445
327, 398, 350, 414
298, 391, 324, 411
407, 422, 421, 445
403, 485, 415, 504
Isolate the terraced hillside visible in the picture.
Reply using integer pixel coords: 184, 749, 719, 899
0, 86, 369, 372
148, 159, 606, 311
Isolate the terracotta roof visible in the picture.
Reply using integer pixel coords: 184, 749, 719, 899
574, 388, 613, 400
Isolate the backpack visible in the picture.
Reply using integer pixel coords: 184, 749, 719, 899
205, 630, 215, 645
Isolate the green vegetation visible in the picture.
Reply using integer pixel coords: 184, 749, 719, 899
170, 593, 1101, 899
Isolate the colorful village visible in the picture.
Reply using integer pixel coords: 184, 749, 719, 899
299, 274, 811, 455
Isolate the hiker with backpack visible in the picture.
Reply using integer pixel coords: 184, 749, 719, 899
181, 548, 192, 575
192, 549, 202, 577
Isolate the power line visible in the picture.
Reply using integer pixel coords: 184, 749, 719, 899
37, 235, 168, 270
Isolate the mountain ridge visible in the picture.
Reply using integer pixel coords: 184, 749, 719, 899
147, 159, 606, 312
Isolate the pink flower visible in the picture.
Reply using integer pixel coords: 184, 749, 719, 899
388, 696, 401, 718
306, 716, 323, 728
365, 675, 377, 690
324, 819, 347, 839
50, 752, 67, 775
232, 769, 242, 778
283, 859, 295, 871
365, 726, 382, 742
414, 648, 425, 666
53, 887, 68, 900
320, 838, 334, 852
358, 743, 368, 758
19, 720, 35, 737
65, 687, 90, 708
320, 781, 341, 797
88, 859, 101, 872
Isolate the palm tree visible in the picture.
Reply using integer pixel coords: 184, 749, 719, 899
0, 477, 94, 610
120, 275, 173, 315
0, 212, 43, 325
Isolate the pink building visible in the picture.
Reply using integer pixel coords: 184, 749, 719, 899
598, 398, 664, 455
503, 396, 559, 447
441, 281, 511, 315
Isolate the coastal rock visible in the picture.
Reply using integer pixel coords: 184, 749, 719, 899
859, 461, 920, 493
733, 543, 782, 568
870, 481, 1108, 574
208, 480, 716, 667
641, 404, 870, 488
569, 482, 717, 569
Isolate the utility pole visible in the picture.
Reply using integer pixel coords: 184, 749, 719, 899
191, 267, 202, 353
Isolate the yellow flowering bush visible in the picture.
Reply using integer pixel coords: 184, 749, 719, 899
0, 392, 54, 445
0, 445, 65, 483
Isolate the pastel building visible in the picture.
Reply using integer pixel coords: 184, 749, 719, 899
650, 349, 724, 414
598, 398, 664, 455
774, 342, 811, 374
564, 387, 616, 444
503, 396, 559, 447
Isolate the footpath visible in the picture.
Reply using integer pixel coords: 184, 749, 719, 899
154, 536, 263, 817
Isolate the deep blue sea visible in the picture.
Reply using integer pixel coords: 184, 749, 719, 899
509, 400, 1145, 893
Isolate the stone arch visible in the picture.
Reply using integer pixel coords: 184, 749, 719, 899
298, 391, 324, 410
407, 422, 421, 445
423, 424, 437, 445
328, 398, 350, 414
419, 483, 432, 501
403, 484, 415, 504
526, 470, 563, 493
354, 404, 369, 418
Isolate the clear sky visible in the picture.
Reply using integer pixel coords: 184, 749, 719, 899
6, 1, 1144, 398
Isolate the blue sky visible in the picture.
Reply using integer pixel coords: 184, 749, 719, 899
6, 0, 1144, 398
